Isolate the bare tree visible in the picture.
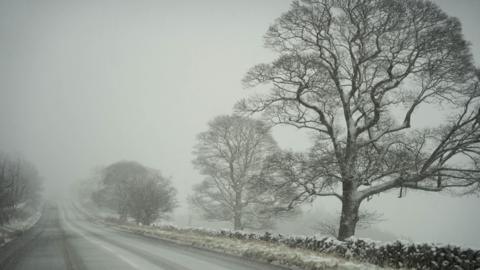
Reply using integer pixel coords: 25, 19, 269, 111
0, 155, 17, 224
93, 161, 177, 224
190, 115, 296, 230
127, 173, 177, 225
97, 161, 146, 221
0, 153, 42, 225
238, 0, 480, 240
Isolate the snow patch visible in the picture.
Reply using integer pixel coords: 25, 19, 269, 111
0, 209, 41, 247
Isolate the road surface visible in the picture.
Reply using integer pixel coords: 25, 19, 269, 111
0, 204, 287, 270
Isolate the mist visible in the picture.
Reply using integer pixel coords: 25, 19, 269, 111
1, 0, 479, 249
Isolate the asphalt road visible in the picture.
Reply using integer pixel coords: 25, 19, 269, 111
0, 204, 287, 270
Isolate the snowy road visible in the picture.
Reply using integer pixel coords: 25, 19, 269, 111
0, 204, 287, 270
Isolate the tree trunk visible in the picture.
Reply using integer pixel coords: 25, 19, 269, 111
233, 190, 242, 230
118, 205, 128, 223
119, 212, 127, 223
337, 182, 360, 241
233, 210, 242, 230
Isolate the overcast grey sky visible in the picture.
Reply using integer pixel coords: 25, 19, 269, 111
0, 0, 479, 247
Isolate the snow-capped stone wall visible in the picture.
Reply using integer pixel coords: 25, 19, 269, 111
150, 225, 480, 270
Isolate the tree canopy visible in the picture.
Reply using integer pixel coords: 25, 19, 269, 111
92, 161, 177, 225
239, 0, 480, 240
191, 115, 296, 230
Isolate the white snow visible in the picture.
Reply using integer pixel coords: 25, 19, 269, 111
102, 221, 389, 270
0, 209, 41, 247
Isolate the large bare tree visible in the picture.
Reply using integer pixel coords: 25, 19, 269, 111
238, 0, 480, 240
191, 115, 295, 230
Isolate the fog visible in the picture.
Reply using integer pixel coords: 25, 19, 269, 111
1, 0, 479, 247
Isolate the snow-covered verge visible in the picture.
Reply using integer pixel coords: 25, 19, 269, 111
111, 223, 383, 270
0, 206, 42, 248
110, 223, 480, 270
74, 203, 384, 270
76, 203, 480, 270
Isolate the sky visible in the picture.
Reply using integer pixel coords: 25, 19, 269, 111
0, 0, 479, 247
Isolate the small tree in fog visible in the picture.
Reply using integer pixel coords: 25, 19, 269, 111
127, 173, 176, 225
191, 115, 295, 230
239, 0, 480, 240
94, 161, 176, 224
97, 161, 146, 221
0, 153, 42, 224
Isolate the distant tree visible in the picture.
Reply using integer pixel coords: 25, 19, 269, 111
96, 161, 146, 221
127, 173, 177, 225
0, 156, 18, 224
93, 161, 176, 224
239, 0, 480, 240
76, 169, 103, 205
190, 115, 296, 230
0, 153, 42, 224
